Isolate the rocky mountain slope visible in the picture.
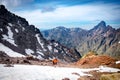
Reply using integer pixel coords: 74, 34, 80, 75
42, 26, 87, 48
0, 5, 81, 62
42, 21, 120, 57
77, 21, 120, 57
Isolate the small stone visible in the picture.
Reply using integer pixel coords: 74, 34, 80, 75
62, 78, 70, 80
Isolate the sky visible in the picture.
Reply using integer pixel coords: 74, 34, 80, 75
0, 0, 120, 30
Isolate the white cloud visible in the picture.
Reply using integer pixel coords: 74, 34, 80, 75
13, 3, 120, 29
0, 0, 34, 9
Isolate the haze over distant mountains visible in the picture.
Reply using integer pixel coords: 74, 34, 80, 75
42, 21, 120, 57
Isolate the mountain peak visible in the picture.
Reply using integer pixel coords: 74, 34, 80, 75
98, 21, 106, 26
0, 5, 7, 13
93, 21, 106, 30
0, 5, 5, 9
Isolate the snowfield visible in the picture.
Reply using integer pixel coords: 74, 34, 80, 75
116, 61, 120, 64
0, 43, 24, 57
2, 26, 17, 46
25, 49, 34, 55
0, 64, 120, 80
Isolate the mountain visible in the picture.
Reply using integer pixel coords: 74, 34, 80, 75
0, 5, 81, 62
42, 26, 87, 48
42, 21, 120, 57
77, 21, 120, 57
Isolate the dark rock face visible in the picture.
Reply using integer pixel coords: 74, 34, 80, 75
42, 21, 120, 57
0, 5, 81, 62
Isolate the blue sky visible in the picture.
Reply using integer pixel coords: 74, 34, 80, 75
0, 0, 120, 30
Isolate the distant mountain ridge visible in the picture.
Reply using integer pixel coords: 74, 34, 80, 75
42, 26, 87, 48
42, 21, 120, 57
0, 5, 81, 62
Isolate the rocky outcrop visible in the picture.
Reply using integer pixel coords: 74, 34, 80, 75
75, 52, 117, 68
0, 5, 81, 62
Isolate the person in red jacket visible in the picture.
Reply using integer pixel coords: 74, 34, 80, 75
52, 58, 58, 65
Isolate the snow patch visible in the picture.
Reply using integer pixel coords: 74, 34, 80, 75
22, 27, 25, 31
98, 66, 120, 72
0, 64, 90, 80
36, 48, 44, 55
0, 28, 3, 31
116, 61, 120, 64
17, 20, 20, 24
37, 51, 44, 55
37, 55, 44, 60
48, 45, 52, 51
0, 43, 24, 57
2, 26, 17, 46
43, 48, 47, 51
54, 43, 58, 47
54, 48, 58, 53
118, 41, 120, 44
17, 21, 22, 27
15, 29, 19, 33
7, 26, 13, 38
49, 57, 53, 60
8, 23, 12, 26
36, 34, 46, 51
25, 49, 34, 55
0, 64, 120, 80
36, 34, 42, 46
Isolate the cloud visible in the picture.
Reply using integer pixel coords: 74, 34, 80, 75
10, 3, 120, 29
0, 0, 34, 9
41, 6, 56, 13
0, 0, 120, 30
35, 2, 58, 13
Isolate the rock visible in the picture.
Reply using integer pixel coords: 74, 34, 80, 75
72, 72, 80, 76
22, 60, 31, 64
4, 64, 14, 67
62, 78, 70, 80
100, 73, 120, 80
76, 52, 116, 68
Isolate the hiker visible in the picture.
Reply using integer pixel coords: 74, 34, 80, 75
52, 58, 58, 65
